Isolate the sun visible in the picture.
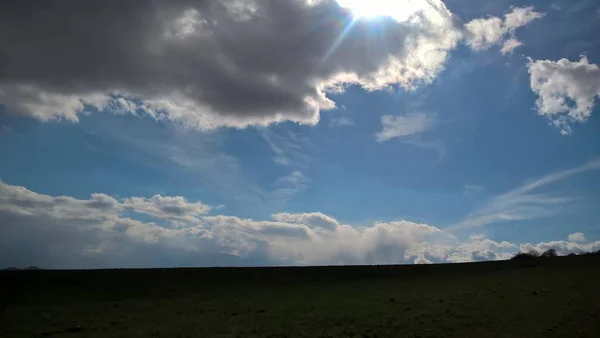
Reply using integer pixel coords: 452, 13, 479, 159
336, 0, 425, 22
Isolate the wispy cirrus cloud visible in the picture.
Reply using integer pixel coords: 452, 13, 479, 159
329, 116, 355, 128
272, 171, 310, 204
260, 128, 314, 169
375, 112, 437, 142
448, 160, 600, 232
260, 128, 316, 207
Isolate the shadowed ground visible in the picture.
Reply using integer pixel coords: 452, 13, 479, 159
1, 256, 599, 337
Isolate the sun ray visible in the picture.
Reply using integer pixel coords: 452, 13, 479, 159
321, 16, 359, 63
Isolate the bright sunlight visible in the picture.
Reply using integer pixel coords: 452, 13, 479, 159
336, 0, 428, 22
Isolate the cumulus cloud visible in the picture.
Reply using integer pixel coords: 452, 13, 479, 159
469, 234, 486, 241
0, 179, 211, 229
122, 195, 211, 226
0, 0, 458, 129
376, 112, 437, 142
500, 37, 523, 55
568, 232, 587, 243
272, 212, 340, 231
520, 240, 600, 256
1, 180, 595, 268
465, 6, 544, 52
0, 1, 543, 130
527, 56, 600, 134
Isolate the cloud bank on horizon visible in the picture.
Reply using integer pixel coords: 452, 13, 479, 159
1, 179, 599, 269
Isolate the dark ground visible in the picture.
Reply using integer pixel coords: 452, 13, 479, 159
1, 256, 599, 337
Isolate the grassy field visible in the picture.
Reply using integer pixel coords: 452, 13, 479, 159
1, 256, 599, 338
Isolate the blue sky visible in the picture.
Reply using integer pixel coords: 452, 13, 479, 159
1, 0, 600, 268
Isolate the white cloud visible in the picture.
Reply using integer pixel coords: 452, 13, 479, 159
272, 212, 340, 231
503, 6, 546, 30
465, 16, 504, 50
527, 56, 600, 134
500, 37, 523, 55
469, 234, 486, 241
568, 232, 587, 243
466, 6, 544, 52
0, 180, 596, 268
407, 237, 520, 264
520, 240, 600, 256
122, 195, 211, 226
375, 112, 437, 142
450, 160, 600, 231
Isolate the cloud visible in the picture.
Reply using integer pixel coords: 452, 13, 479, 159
568, 232, 587, 243
97, 121, 268, 208
0, 179, 210, 228
0, 180, 596, 268
503, 6, 545, 29
465, 6, 544, 53
0, 1, 543, 130
261, 128, 314, 169
449, 159, 600, 231
527, 56, 600, 134
272, 212, 340, 231
375, 112, 437, 142
469, 234, 486, 241
272, 171, 310, 203
465, 16, 504, 50
520, 240, 600, 256
500, 37, 522, 55
329, 116, 355, 127
122, 195, 211, 226
0, 0, 461, 130
408, 237, 520, 264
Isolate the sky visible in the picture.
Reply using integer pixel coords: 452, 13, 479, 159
1, 0, 600, 269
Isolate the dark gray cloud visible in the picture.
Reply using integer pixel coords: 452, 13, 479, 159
0, 0, 469, 129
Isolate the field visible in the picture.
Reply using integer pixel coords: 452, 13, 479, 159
1, 256, 599, 338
